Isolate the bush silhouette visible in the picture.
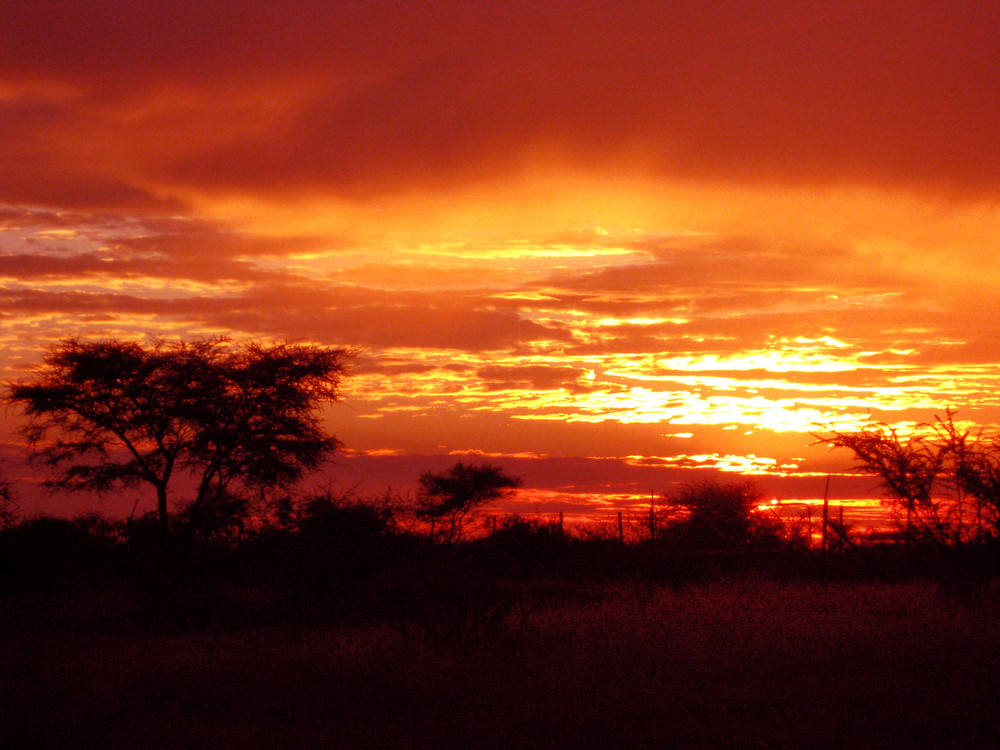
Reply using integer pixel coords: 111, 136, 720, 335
1, 515, 116, 591
660, 479, 782, 551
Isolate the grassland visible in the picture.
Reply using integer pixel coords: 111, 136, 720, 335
4, 576, 1000, 749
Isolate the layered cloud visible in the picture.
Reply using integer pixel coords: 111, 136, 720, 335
2, 2, 999, 518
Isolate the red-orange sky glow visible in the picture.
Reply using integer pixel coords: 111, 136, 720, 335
2, 1, 1000, 521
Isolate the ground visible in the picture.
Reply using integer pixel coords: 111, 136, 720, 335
3, 578, 999, 748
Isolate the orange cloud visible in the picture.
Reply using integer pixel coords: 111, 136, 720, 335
3, 1, 1000, 519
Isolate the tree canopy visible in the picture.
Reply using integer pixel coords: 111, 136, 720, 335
817, 412, 1000, 544
415, 461, 521, 542
661, 479, 779, 550
6, 337, 352, 538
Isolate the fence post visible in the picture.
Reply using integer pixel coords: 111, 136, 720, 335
821, 474, 830, 554
838, 504, 844, 554
618, 511, 624, 544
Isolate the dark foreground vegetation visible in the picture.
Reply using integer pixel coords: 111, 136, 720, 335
4, 498, 1000, 749
5, 338, 1000, 746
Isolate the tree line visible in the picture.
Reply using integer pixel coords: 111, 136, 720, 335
5, 338, 1000, 637
0, 337, 789, 551
4, 337, 1000, 557
1, 337, 524, 544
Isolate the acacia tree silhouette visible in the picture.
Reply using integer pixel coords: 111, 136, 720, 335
416, 461, 520, 543
818, 420, 951, 544
662, 479, 777, 550
932, 412, 1000, 543
6, 337, 352, 539
821, 412, 1000, 545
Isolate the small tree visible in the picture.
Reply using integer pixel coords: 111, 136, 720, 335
661, 479, 777, 550
933, 412, 1000, 542
6, 337, 352, 539
818, 420, 951, 545
820, 412, 1000, 546
415, 461, 520, 543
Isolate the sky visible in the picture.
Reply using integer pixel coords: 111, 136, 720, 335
2, 1, 1000, 522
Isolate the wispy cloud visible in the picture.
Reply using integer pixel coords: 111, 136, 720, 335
2, 1, 999, 514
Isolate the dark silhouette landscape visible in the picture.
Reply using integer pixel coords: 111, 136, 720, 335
5, 338, 1000, 748
4, 3, 1000, 746
4, 486, 1000, 748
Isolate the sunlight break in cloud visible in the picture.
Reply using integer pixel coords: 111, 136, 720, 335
2, 1, 1000, 517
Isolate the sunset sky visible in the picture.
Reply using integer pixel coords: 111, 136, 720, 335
2, 1, 1000, 520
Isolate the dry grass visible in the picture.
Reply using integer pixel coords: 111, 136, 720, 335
3, 579, 1000, 748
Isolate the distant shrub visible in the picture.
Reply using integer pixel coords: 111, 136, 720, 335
0, 476, 17, 531
660, 479, 784, 552
1, 515, 117, 590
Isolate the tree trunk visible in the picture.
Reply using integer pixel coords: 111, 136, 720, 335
156, 483, 169, 539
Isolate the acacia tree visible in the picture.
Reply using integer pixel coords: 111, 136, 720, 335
820, 413, 1000, 546
415, 461, 521, 543
6, 337, 352, 539
932, 413, 1000, 542
661, 479, 779, 550
817, 419, 952, 544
